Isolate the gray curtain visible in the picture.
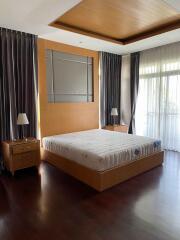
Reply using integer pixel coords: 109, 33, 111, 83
0, 28, 38, 172
128, 52, 140, 134
100, 52, 122, 126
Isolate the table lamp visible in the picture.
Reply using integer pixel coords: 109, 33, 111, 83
17, 113, 29, 139
111, 108, 118, 125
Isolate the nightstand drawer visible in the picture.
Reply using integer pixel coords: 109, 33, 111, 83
103, 125, 128, 133
2, 139, 40, 175
12, 143, 39, 154
114, 125, 128, 133
12, 151, 39, 170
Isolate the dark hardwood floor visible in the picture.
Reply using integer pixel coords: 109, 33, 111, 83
0, 151, 180, 240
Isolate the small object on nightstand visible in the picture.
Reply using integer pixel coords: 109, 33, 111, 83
103, 124, 129, 133
111, 108, 118, 125
2, 138, 40, 176
17, 113, 29, 140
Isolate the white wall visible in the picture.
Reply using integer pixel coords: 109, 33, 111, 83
121, 55, 131, 125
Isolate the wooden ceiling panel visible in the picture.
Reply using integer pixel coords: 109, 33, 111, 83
50, 0, 180, 44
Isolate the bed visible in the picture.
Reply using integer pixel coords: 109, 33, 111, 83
42, 129, 164, 191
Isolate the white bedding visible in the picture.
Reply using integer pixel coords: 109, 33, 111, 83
42, 129, 161, 172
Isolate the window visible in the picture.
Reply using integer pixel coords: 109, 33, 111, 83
46, 49, 93, 103
135, 43, 180, 151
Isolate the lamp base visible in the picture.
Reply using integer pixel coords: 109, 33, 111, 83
113, 116, 117, 126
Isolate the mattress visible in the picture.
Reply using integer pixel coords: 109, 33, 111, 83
42, 129, 161, 172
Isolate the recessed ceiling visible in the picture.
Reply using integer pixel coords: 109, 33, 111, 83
51, 0, 180, 45
0, 0, 180, 54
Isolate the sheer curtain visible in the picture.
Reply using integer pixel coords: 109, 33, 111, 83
135, 42, 180, 152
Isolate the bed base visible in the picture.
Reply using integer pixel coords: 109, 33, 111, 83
41, 149, 164, 192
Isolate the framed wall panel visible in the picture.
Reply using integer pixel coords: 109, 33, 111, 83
46, 49, 94, 103
38, 38, 99, 138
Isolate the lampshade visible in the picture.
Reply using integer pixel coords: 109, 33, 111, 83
111, 108, 118, 116
17, 113, 29, 125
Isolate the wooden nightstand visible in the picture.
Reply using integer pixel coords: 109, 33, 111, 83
103, 124, 129, 133
2, 139, 40, 176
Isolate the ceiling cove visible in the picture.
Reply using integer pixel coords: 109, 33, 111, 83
50, 0, 180, 45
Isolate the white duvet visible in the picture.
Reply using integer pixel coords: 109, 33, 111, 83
42, 129, 161, 172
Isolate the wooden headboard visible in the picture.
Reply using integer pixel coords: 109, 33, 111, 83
38, 38, 99, 139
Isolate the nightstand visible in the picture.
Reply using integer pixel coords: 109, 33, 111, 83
103, 124, 128, 133
2, 139, 40, 176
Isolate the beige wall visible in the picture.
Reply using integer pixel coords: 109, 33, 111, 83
38, 39, 99, 138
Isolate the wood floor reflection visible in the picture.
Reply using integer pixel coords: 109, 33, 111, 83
0, 151, 180, 240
